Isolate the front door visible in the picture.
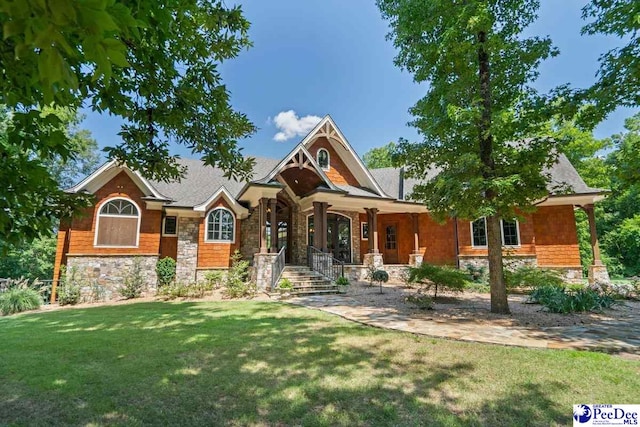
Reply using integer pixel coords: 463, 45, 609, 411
383, 222, 399, 264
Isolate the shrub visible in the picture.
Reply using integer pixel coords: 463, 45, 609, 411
528, 284, 616, 313
224, 251, 255, 298
57, 266, 81, 306
407, 263, 467, 299
504, 266, 564, 290
156, 257, 176, 287
336, 276, 349, 287
278, 278, 293, 293
85, 282, 107, 303
120, 258, 145, 299
405, 294, 433, 310
371, 269, 389, 294
204, 271, 224, 290
0, 283, 42, 315
465, 264, 487, 283
464, 281, 491, 293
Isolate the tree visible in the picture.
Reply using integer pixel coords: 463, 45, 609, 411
362, 142, 397, 169
582, 0, 640, 114
0, 1, 255, 242
378, 0, 569, 313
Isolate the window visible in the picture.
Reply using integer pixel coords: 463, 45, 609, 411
470, 218, 520, 247
361, 222, 369, 240
95, 198, 140, 247
471, 218, 487, 247
206, 208, 235, 242
317, 148, 329, 170
501, 219, 520, 246
162, 216, 177, 236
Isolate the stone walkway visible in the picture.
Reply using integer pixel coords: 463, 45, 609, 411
289, 295, 640, 358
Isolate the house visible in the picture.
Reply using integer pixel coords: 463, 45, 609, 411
52, 115, 608, 300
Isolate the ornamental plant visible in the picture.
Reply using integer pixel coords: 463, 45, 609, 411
156, 257, 176, 288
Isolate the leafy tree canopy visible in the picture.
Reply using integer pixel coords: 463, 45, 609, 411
582, 0, 640, 114
0, 0, 255, 242
362, 142, 397, 169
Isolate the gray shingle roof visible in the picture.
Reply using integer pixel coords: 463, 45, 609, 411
368, 154, 602, 201
150, 157, 280, 207
147, 152, 600, 207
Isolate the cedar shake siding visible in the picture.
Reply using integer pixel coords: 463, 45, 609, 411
307, 137, 360, 187
197, 199, 241, 268
533, 206, 582, 268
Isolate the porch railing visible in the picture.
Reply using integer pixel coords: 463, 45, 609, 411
271, 246, 286, 290
307, 246, 344, 281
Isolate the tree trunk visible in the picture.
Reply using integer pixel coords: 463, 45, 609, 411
486, 215, 509, 313
477, 31, 510, 314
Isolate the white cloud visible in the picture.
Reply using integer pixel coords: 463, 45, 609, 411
272, 110, 322, 142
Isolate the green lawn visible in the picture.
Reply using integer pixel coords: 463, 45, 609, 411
0, 302, 638, 426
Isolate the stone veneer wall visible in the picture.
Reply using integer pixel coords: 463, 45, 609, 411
66, 255, 158, 300
176, 217, 199, 282
240, 207, 260, 262
458, 255, 583, 282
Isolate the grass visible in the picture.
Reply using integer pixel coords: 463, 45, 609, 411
1, 301, 639, 426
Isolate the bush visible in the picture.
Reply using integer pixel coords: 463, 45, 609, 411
528, 284, 616, 313
336, 276, 349, 286
278, 278, 293, 293
465, 264, 487, 283
224, 251, 255, 298
407, 263, 467, 299
204, 271, 224, 290
405, 294, 433, 310
504, 266, 564, 290
57, 266, 81, 306
0, 283, 43, 315
120, 258, 145, 299
156, 257, 176, 287
371, 269, 389, 294
85, 282, 107, 303
158, 281, 210, 299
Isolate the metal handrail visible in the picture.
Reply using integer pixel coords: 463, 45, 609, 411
306, 246, 344, 281
271, 246, 286, 290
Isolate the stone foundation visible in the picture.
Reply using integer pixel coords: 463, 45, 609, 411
409, 253, 423, 266
65, 255, 158, 301
343, 263, 410, 284
458, 255, 538, 273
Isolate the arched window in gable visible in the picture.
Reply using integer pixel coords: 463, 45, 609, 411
95, 198, 141, 247
317, 148, 330, 171
206, 207, 235, 242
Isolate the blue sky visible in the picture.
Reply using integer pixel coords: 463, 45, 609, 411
81, 0, 638, 161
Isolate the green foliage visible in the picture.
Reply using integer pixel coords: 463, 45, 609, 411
120, 258, 145, 300
405, 294, 434, 310
504, 266, 564, 290
601, 215, 640, 277
465, 264, 487, 284
336, 276, 350, 287
0, 287, 42, 315
371, 270, 389, 284
0, 235, 57, 281
582, 0, 640, 113
57, 266, 82, 306
362, 142, 397, 169
278, 278, 293, 292
528, 285, 615, 313
0, 1, 255, 244
204, 271, 224, 290
156, 257, 177, 287
158, 282, 209, 300
464, 282, 491, 293
224, 251, 255, 298
377, 0, 569, 313
408, 264, 467, 299
86, 283, 108, 304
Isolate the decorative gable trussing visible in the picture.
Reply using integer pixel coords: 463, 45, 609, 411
300, 115, 388, 198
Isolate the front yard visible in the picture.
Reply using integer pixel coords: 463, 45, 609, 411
1, 301, 638, 426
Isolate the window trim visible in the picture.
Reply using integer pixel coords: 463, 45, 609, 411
470, 217, 521, 248
205, 207, 236, 243
162, 216, 178, 237
361, 222, 369, 240
317, 148, 330, 171
94, 197, 141, 248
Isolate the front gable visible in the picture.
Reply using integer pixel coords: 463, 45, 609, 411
301, 116, 388, 197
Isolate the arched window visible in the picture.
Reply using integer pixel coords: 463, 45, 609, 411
206, 208, 235, 242
317, 148, 330, 170
95, 198, 140, 247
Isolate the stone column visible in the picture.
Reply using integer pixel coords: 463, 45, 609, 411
259, 198, 268, 253
269, 198, 278, 253
409, 213, 423, 266
582, 204, 610, 284
176, 217, 200, 282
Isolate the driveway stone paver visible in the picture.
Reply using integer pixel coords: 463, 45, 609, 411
289, 295, 640, 358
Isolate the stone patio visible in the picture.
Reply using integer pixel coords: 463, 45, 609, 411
289, 286, 640, 359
